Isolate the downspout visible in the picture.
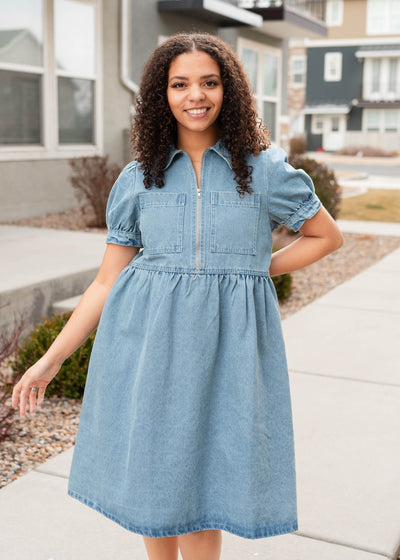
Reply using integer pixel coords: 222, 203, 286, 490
120, 0, 139, 101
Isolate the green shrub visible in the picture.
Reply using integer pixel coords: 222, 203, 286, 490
272, 273, 292, 302
12, 312, 95, 399
288, 155, 341, 220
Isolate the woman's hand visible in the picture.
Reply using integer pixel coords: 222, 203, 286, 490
12, 355, 62, 416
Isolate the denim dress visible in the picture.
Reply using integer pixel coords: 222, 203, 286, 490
67, 140, 322, 539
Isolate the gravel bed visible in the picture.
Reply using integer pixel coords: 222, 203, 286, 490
1, 206, 400, 490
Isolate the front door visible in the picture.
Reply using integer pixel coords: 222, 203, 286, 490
323, 115, 346, 151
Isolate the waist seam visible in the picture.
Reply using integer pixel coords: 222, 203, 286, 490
129, 262, 270, 277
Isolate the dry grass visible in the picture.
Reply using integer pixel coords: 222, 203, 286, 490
338, 189, 400, 223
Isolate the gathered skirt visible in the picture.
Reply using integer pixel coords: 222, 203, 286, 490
67, 263, 298, 538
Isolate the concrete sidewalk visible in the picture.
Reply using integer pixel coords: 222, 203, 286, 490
1, 228, 400, 559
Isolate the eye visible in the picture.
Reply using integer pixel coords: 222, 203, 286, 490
204, 80, 219, 87
171, 82, 185, 89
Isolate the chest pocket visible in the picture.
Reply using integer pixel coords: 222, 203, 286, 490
210, 191, 261, 255
139, 192, 186, 254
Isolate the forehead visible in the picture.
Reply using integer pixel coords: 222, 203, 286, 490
168, 50, 220, 77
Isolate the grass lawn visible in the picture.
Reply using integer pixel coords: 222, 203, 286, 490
338, 189, 400, 223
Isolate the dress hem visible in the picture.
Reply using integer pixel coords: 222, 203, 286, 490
67, 489, 298, 540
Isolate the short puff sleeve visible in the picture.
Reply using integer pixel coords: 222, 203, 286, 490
105, 162, 143, 247
266, 146, 322, 232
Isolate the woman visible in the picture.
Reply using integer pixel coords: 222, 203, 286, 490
12, 33, 343, 560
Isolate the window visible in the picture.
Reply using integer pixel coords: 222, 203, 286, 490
384, 110, 398, 131
331, 116, 339, 132
364, 57, 400, 100
364, 109, 399, 132
389, 59, 398, 94
367, 0, 400, 35
371, 59, 381, 93
291, 56, 306, 85
326, 0, 344, 26
311, 114, 324, 134
55, 0, 96, 144
0, 0, 44, 144
324, 52, 343, 82
365, 110, 380, 131
0, 0, 100, 159
239, 39, 281, 142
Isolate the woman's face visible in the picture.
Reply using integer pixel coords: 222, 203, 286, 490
167, 50, 223, 140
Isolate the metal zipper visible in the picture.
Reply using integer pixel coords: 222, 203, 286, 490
196, 185, 201, 271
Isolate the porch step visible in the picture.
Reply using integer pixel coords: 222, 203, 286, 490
0, 225, 106, 337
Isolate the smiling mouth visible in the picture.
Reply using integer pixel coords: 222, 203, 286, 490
185, 108, 210, 115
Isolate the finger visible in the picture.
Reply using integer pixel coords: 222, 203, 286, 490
19, 388, 29, 416
37, 387, 46, 407
11, 382, 22, 408
29, 389, 37, 414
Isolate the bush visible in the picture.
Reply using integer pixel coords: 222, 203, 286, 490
271, 249, 293, 302
288, 155, 341, 220
289, 136, 307, 156
0, 316, 24, 441
69, 155, 122, 228
272, 273, 293, 302
12, 312, 96, 400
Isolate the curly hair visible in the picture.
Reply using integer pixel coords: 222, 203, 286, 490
131, 32, 270, 196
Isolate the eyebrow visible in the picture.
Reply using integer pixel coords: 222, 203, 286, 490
168, 73, 221, 82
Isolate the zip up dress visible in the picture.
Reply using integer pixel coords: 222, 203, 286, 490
67, 141, 322, 539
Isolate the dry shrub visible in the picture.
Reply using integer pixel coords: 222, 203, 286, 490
289, 136, 307, 156
0, 317, 24, 441
69, 156, 122, 228
338, 146, 398, 158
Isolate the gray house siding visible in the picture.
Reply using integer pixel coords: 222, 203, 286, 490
305, 45, 364, 151
305, 115, 322, 151
347, 106, 362, 131
306, 46, 362, 109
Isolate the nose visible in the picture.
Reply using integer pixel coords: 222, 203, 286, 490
188, 83, 205, 102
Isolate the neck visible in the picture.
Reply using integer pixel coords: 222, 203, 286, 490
176, 127, 219, 162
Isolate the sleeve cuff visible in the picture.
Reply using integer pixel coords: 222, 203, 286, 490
284, 194, 322, 232
106, 228, 143, 247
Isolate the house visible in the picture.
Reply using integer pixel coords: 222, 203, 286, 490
302, 0, 400, 152
0, 0, 327, 221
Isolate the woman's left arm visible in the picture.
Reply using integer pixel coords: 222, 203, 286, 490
269, 206, 343, 278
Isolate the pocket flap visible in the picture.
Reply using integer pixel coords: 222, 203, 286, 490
139, 192, 186, 209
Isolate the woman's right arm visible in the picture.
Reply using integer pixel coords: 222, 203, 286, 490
11, 243, 140, 416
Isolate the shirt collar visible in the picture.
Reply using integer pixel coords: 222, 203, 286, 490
163, 139, 233, 170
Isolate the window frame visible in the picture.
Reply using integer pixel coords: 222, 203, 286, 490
311, 114, 324, 135
363, 57, 400, 100
291, 55, 307, 87
324, 52, 343, 82
237, 37, 281, 144
326, 0, 344, 27
363, 108, 400, 132
0, 0, 103, 161
366, 0, 400, 35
